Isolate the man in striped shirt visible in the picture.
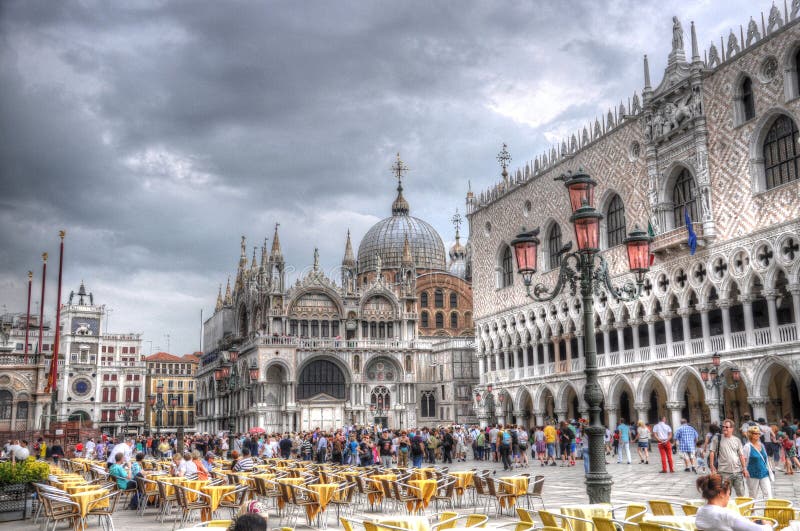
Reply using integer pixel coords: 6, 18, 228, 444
674, 418, 699, 473
233, 447, 255, 472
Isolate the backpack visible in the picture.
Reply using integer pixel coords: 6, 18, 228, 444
710, 433, 721, 470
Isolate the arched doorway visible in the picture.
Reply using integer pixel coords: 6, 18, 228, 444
68, 410, 91, 425
761, 363, 800, 421
370, 386, 391, 427
721, 364, 749, 425
641, 374, 668, 425
564, 385, 581, 421
519, 388, 534, 430
297, 359, 347, 430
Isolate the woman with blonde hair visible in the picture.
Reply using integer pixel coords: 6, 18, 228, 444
636, 420, 651, 464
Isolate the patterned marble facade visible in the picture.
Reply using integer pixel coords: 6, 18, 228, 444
467, 9, 800, 433
197, 177, 476, 433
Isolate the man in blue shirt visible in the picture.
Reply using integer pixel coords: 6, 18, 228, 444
674, 418, 699, 473
616, 419, 631, 464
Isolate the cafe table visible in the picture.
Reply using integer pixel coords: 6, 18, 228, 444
65, 484, 99, 495
559, 503, 613, 531
411, 468, 436, 481
499, 476, 529, 508
307, 483, 338, 524
368, 474, 397, 505
70, 488, 110, 530
642, 514, 697, 530
183, 479, 210, 502
200, 484, 237, 521
370, 515, 430, 531
451, 471, 474, 501
157, 476, 187, 496
407, 479, 437, 513
275, 477, 305, 509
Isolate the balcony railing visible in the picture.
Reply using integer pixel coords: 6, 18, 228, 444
485, 322, 799, 383
244, 336, 434, 351
651, 223, 704, 255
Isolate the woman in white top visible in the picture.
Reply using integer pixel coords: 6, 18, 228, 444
694, 474, 771, 531
636, 420, 651, 464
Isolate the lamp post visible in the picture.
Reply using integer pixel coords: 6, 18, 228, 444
149, 382, 178, 439
700, 352, 741, 421
214, 351, 257, 434
117, 402, 139, 436
511, 168, 652, 503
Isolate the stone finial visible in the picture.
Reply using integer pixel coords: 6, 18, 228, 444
768, 2, 784, 33
643, 54, 652, 91
690, 21, 700, 62
632, 92, 641, 114
215, 285, 223, 312
727, 30, 740, 58
582, 126, 589, 145
619, 101, 626, 119
607, 109, 615, 129
270, 223, 283, 260
746, 17, 761, 46
792, 0, 800, 20
708, 42, 720, 68
594, 118, 602, 139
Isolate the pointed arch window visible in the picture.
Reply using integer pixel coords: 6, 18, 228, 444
421, 391, 436, 417
741, 77, 755, 121
548, 224, 562, 270
606, 194, 626, 247
763, 114, 800, 189
421, 311, 429, 328
672, 169, 698, 229
500, 246, 514, 287
0, 391, 11, 420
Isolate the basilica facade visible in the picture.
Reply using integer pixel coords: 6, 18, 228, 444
196, 173, 476, 433
468, 8, 800, 433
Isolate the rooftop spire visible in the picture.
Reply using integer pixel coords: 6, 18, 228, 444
251, 246, 257, 270
643, 54, 652, 91
270, 223, 283, 260
391, 153, 410, 215
690, 21, 700, 62
497, 143, 511, 185
342, 229, 355, 266
260, 238, 268, 269
215, 285, 223, 311
224, 276, 232, 306
401, 234, 414, 266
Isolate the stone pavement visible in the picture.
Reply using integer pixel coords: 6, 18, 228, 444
4, 455, 798, 531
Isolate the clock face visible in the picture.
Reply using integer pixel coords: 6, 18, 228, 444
72, 378, 91, 397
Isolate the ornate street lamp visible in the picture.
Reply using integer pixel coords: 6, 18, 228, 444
700, 352, 740, 420
117, 402, 138, 435
149, 381, 176, 440
511, 168, 652, 503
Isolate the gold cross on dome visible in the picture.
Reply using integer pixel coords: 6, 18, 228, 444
497, 143, 511, 171
391, 152, 408, 186
451, 209, 463, 234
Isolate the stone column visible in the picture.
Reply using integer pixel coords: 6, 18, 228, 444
634, 402, 650, 425
718, 300, 732, 351
647, 317, 657, 351
542, 341, 551, 365
534, 410, 545, 427
699, 305, 711, 353
552, 338, 561, 368
666, 401, 684, 430
577, 334, 584, 359
662, 312, 674, 354
678, 307, 692, 345
503, 347, 511, 371
740, 296, 755, 346
606, 406, 618, 432
615, 324, 625, 353
631, 320, 641, 354
513, 409, 525, 426
601, 326, 611, 356
706, 399, 721, 425
478, 355, 486, 383
789, 284, 800, 338
748, 396, 768, 423
522, 344, 530, 376
494, 350, 501, 372
764, 289, 780, 343
554, 409, 568, 425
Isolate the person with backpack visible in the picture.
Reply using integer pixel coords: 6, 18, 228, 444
410, 431, 425, 468
442, 428, 454, 464
499, 427, 513, 470
709, 419, 748, 496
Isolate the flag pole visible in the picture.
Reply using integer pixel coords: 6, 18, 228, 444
36, 253, 47, 362
49, 231, 65, 421
24, 271, 33, 364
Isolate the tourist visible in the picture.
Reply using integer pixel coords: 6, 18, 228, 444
109, 452, 138, 510
517, 426, 529, 467
653, 416, 674, 473
233, 448, 255, 472
410, 431, 425, 468
499, 426, 512, 471
192, 451, 209, 480
616, 419, 631, 465
107, 438, 133, 466
397, 431, 410, 468
426, 429, 439, 464
694, 474, 770, 530
709, 419, 748, 496
742, 425, 773, 499
359, 435, 374, 466
636, 420, 651, 464
543, 422, 557, 466
675, 418, 699, 472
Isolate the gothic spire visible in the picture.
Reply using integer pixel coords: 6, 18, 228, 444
401, 234, 414, 266
270, 223, 283, 261
251, 246, 257, 270
224, 277, 232, 306
260, 238, 268, 269
342, 229, 355, 266
643, 54, 652, 91
215, 285, 223, 312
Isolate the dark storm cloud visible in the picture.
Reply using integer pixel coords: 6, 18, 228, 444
0, 0, 759, 354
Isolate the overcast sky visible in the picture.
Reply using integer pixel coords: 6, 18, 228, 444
0, 0, 764, 356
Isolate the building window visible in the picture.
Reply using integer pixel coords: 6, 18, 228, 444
0, 391, 11, 420
548, 224, 562, 270
434, 289, 444, 308
741, 77, 755, 122
297, 359, 346, 400
763, 115, 800, 189
449, 292, 457, 308
435, 312, 444, 329
500, 245, 514, 287
353, 355, 360, 373
672, 169, 698, 228
420, 292, 428, 308
421, 311, 429, 328
450, 312, 458, 329
606, 194, 626, 247
405, 355, 412, 373
421, 391, 436, 417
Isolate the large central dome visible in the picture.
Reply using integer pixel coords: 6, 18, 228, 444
357, 184, 446, 273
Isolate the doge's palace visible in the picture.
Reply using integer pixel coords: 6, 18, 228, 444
468, 7, 800, 432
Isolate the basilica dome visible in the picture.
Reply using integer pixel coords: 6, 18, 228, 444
357, 184, 446, 273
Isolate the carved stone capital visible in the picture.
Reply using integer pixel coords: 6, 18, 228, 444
747, 396, 768, 407
739, 295, 754, 305
660, 312, 676, 321
787, 284, 800, 296
716, 300, 732, 310
665, 401, 685, 410
762, 289, 778, 300
634, 403, 650, 412
677, 308, 693, 317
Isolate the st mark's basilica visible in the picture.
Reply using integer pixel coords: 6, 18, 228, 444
197, 160, 477, 433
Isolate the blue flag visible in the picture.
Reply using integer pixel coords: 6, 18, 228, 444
684, 207, 697, 255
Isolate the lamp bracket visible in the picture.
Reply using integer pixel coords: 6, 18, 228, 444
526, 252, 580, 302
594, 256, 644, 302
